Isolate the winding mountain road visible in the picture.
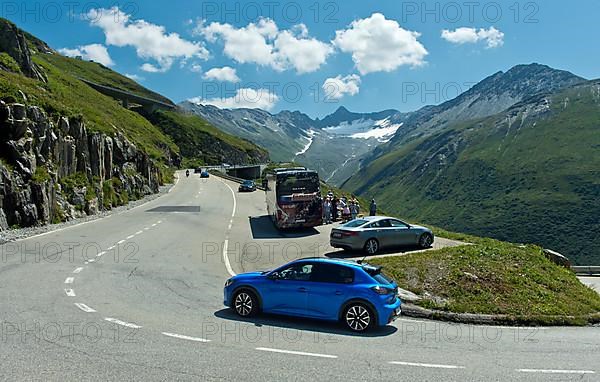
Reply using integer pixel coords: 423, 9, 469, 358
1, 172, 598, 381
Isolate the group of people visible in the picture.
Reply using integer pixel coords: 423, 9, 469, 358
322, 192, 364, 224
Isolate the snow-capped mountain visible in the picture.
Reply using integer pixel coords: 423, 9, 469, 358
178, 102, 404, 184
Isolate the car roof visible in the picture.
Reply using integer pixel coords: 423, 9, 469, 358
292, 257, 374, 270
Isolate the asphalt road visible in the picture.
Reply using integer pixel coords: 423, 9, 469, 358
1, 172, 598, 381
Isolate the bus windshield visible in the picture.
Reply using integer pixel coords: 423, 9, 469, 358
276, 173, 319, 196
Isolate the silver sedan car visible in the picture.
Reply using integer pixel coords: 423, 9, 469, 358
330, 216, 434, 255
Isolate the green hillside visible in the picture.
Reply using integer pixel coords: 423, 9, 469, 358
344, 81, 600, 265
38, 53, 173, 105
147, 110, 269, 167
0, 51, 178, 162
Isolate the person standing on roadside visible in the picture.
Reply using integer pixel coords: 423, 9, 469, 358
323, 198, 332, 224
332, 196, 338, 221
369, 199, 377, 216
350, 200, 359, 220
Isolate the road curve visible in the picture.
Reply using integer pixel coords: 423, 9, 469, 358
1, 172, 598, 381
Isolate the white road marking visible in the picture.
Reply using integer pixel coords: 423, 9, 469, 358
151, 223, 157, 227
87, 258, 96, 263
74, 303, 96, 313
73, 267, 83, 274
222, 239, 235, 277
97, 251, 106, 257
389, 361, 466, 369
135, 230, 143, 235
256, 347, 337, 359
64, 277, 74, 284
216, 178, 238, 277
168, 173, 180, 193
126, 235, 135, 239
117, 239, 125, 244
104, 318, 142, 329
162, 332, 210, 343
144, 227, 150, 230
157, 220, 162, 224
64, 289, 76, 297
517, 369, 595, 374
107, 246, 115, 250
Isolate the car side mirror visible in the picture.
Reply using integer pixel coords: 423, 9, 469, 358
268, 272, 280, 280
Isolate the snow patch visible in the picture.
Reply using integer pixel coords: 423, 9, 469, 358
323, 117, 402, 142
295, 130, 317, 156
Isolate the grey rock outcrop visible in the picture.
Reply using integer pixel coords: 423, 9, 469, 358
0, 19, 47, 82
0, 101, 165, 229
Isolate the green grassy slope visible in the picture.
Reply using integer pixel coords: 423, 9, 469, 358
147, 110, 269, 166
38, 53, 173, 105
372, 236, 600, 324
0, 54, 178, 161
344, 81, 600, 265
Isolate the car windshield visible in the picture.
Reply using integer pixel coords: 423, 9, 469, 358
243, 181, 254, 185
342, 219, 368, 228
277, 173, 319, 195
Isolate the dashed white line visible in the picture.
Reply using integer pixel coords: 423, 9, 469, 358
135, 230, 143, 235
126, 235, 135, 239
107, 246, 115, 250
97, 251, 106, 257
144, 227, 150, 230
151, 223, 157, 227
256, 347, 337, 359
517, 369, 595, 374
87, 258, 96, 263
162, 332, 210, 343
73, 267, 83, 274
64, 277, 74, 284
389, 361, 466, 369
157, 220, 162, 224
117, 239, 125, 244
74, 303, 96, 313
104, 318, 142, 329
64, 289, 76, 297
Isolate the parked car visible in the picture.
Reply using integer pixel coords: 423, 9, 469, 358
200, 171, 210, 178
238, 180, 256, 192
330, 216, 434, 255
224, 257, 402, 332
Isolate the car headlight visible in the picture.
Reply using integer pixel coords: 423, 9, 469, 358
224, 278, 234, 287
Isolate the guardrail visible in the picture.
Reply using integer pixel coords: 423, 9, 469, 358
208, 170, 266, 191
571, 266, 600, 276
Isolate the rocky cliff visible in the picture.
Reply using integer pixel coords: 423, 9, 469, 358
0, 101, 164, 229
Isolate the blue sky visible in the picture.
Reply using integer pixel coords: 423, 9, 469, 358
7, 0, 600, 118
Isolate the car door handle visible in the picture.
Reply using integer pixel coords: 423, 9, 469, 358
334, 291, 343, 295
298, 287, 307, 293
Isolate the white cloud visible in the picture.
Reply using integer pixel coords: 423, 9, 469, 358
441, 27, 505, 48
190, 63, 202, 73
323, 74, 361, 100
203, 66, 240, 83
333, 13, 428, 75
189, 88, 279, 111
87, 7, 209, 72
274, 28, 334, 73
59, 44, 114, 66
125, 73, 144, 81
196, 19, 332, 73
140, 63, 169, 73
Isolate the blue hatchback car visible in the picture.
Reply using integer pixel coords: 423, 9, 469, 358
224, 258, 402, 332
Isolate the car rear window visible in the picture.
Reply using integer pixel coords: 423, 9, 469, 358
343, 219, 368, 228
363, 266, 394, 285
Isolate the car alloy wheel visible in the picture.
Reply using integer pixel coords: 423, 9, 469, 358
234, 291, 256, 317
419, 233, 433, 248
344, 304, 372, 332
365, 239, 379, 255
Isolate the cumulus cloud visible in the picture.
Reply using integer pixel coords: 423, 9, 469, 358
87, 7, 209, 72
196, 19, 332, 73
124, 73, 144, 81
323, 75, 361, 100
59, 44, 114, 66
203, 66, 240, 83
333, 13, 428, 75
190, 63, 202, 73
441, 27, 505, 48
189, 88, 279, 110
